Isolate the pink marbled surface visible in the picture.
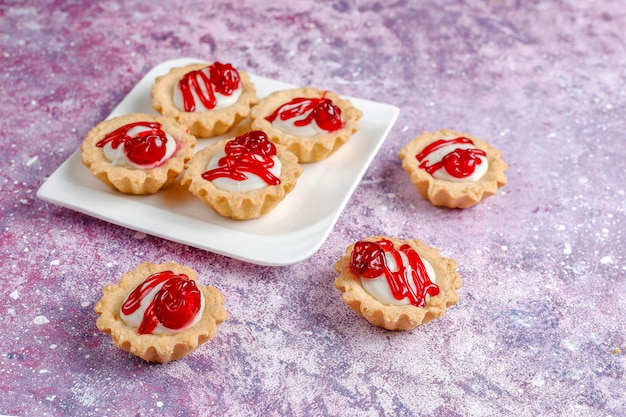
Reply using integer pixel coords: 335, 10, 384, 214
1, 1, 625, 416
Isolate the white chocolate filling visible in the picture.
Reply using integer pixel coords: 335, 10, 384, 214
420, 137, 488, 182
101, 125, 177, 170
173, 67, 242, 113
206, 150, 282, 192
270, 107, 328, 137
120, 281, 206, 336
360, 251, 437, 306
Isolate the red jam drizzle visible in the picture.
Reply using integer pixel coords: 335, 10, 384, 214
96, 121, 169, 167
202, 130, 281, 185
416, 137, 487, 178
179, 62, 240, 112
265, 96, 343, 132
350, 239, 439, 307
121, 270, 202, 335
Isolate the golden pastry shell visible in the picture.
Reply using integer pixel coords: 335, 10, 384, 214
249, 87, 362, 163
151, 63, 258, 137
80, 113, 196, 195
94, 261, 228, 363
398, 129, 508, 208
333, 236, 461, 331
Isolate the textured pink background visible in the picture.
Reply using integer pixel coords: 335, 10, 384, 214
2, 1, 625, 416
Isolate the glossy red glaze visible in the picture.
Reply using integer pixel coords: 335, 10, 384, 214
96, 121, 169, 167
265, 96, 343, 132
350, 239, 439, 307
121, 270, 202, 335
179, 62, 240, 112
416, 137, 487, 178
202, 130, 281, 185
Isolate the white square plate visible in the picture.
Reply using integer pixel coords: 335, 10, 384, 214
37, 58, 399, 266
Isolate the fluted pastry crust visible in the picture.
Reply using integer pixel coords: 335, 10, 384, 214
151, 63, 258, 137
80, 113, 196, 194
181, 137, 303, 220
94, 261, 227, 363
249, 87, 362, 163
398, 129, 508, 208
333, 236, 461, 331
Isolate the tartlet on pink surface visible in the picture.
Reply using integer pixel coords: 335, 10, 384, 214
398, 129, 508, 208
334, 236, 461, 331
94, 261, 227, 363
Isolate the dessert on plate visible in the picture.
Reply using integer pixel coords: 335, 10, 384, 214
151, 62, 258, 137
398, 129, 508, 208
94, 261, 227, 363
333, 236, 461, 331
80, 113, 196, 194
181, 130, 303, 220
249, 87, 362, 162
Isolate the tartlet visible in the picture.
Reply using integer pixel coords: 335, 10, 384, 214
249, 87, 362, 162
151, 62, 258, 137
398, 129, 508, 208
80, 113, 196, 194
333, 236, 461, 331
94, 261, 227, 363
181, 130, 303, 220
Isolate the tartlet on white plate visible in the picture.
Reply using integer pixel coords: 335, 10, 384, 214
250, 87, 362, 162
151, 62, 258, 137
80, 113, 196, 194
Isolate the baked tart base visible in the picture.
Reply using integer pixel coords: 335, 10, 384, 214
334, 236, 461, 331
398, 129, 508, 208
249, 87, 362, 163
151, 63, 258, 138
80, 113, 196, 195
94, 261, 227, 363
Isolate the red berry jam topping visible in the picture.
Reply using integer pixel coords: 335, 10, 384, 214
416, 137, 487, 179
121, 270, 202, 335
350, 239, 439, 307
178, 62, 241, 112
202, 130, 281, 186
265, 96, 343, 132
96, 121, 172, 167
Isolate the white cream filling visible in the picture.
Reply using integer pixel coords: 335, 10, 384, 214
173, 67, 242, 112
120, 282, 206, 335
360, 252, 437, 306
101, 125, 177, 170
206, 149, 282, 192
421, 140, 488, 182
271, 108, 327, 137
